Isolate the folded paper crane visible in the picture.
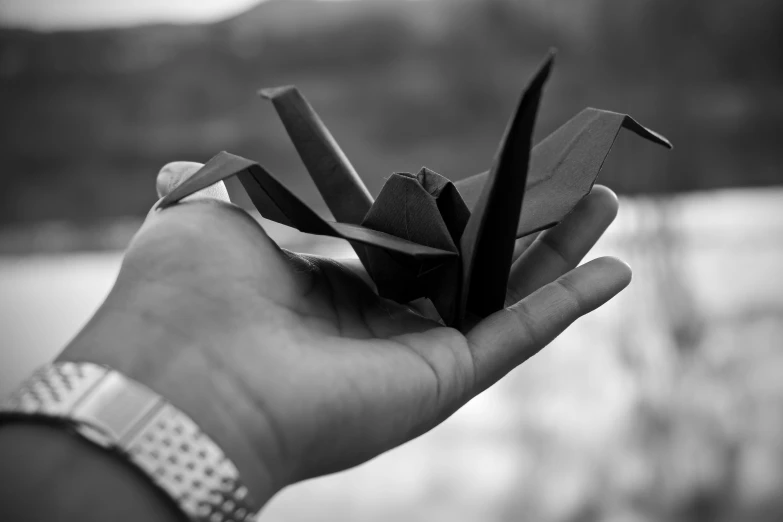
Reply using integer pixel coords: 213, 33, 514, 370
158, 53, 671, 327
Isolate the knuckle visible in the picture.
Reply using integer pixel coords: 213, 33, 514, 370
538, 234, 571, 268
552, 276, 584, 314
506, 302, 541, 348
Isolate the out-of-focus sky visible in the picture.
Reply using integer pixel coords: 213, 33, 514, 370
0, 0, 407, 29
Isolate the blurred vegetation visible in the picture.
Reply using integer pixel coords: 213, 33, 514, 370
0, 0, 781, 225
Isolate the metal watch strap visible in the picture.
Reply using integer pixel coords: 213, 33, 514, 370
0, 362, 259, 522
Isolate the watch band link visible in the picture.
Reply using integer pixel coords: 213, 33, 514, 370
1, 362, 259, 522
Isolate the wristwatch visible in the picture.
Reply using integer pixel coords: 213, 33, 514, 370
0, 362, 260, 522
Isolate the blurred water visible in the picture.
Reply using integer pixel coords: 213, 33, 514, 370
1, 189, 782, 521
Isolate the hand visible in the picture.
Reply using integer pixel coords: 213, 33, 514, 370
61, 161, 631, 504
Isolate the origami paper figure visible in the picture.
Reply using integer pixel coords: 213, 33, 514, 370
158, 53, 671, 327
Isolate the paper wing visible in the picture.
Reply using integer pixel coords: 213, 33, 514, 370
260, 86, 373, 225
458, 53, 554, 323
158, 151, 456, 262
455, 110, 672, 238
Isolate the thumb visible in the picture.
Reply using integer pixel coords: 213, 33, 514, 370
156, 161, 231, 203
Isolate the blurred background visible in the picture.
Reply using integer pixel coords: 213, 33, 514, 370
1, 0, 782, 520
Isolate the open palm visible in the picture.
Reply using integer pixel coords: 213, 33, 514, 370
64, 161, 631, 497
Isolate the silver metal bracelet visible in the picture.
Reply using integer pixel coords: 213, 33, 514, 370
0, 362, 260, 522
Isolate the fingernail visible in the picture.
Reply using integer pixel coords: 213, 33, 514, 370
156, 162, 204, 198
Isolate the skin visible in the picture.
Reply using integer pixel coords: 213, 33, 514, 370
0, 161, 630, 519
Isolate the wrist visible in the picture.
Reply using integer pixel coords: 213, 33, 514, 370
0, 422, 185, 522
58, 278, 286, 507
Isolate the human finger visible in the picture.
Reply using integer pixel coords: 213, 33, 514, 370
505, 185, 619, 305
511, 232, 540, 263
156, 161, 231, 203
467, 256, 632, 393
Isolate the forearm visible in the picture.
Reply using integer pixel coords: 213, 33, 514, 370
1, 276, 282, 520
59, 302, 282, 500
0, 422, 183, 522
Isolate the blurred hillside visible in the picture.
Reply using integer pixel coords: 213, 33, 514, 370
0, 0, 781, 225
